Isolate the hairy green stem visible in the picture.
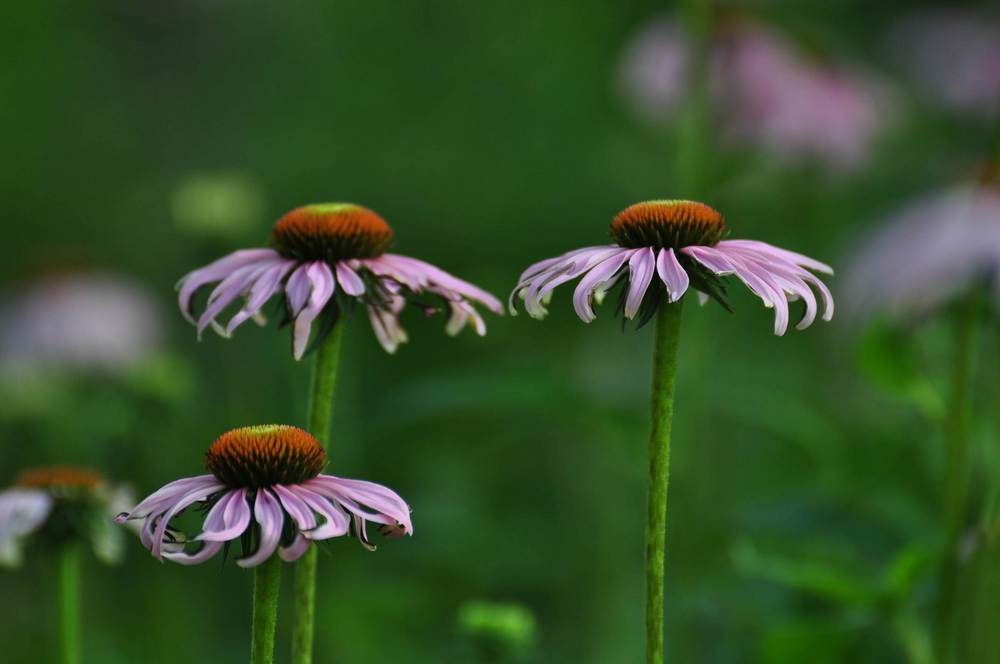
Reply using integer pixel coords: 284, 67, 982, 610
645, 302, 685, 664
936, 287, 982, 662
251, 555, 282, 664
58, 545, 81, 664
291, 321, 345, 664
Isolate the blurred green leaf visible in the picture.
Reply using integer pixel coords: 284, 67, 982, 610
857, 320, 943, 420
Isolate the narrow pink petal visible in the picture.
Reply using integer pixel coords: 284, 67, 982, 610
335, 263, 366, 297
197, 261, 280, 337
272, 485, 317, 532
519, 247, 624, 318
196, 489, 252, 542
571, 250, 634, 323
381, 254, 503, 313
656, 248, 690, 302
177, 249, 281, 323
150, 481, 225, 560
237, 489, 284, 568
279, 534, 312, 562
719, 240, 834, 274
306, 475, 413, 535
163, 541, 223, 566
225, 261, 296, 335
285, 264, 312, 317
625, 248, 656, 319
288, 486, 350, 540
122, 475, 220, 521
292, 262, 336, 361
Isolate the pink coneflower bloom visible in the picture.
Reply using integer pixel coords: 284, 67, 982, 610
887, 10, 1000, 117
843, 184, 1000, 321
617, 16, 891, 171
0, 466, 130, 567
510, 200, 833, 334
177, 203, 502, 358
116, 425, 412, 567
0, 273, 161, 377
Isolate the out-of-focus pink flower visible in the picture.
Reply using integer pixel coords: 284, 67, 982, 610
510, 200, 833, 334
887, 10, 1000, 117
617, 16, 893, 171
843, 185, 1000, 321
0, 273, 162, 376
117, 425, 412, 567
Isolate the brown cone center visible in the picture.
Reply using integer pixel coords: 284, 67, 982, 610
610, 200, 726, 249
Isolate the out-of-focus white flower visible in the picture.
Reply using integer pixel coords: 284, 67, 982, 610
887, 10, 1000, 118
617, 16, 894, 171
0, 273, 162, 377
843, 185, 1000, 321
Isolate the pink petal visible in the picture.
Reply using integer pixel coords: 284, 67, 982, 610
292, 262, 336, 361
335, 263, 366, 297
237, 489, 284, 568
196, 489, 252, 542
656, 248, 690, 302
177, 249, 281, 324
571, 249, 634, 323
625, 248, 656, 319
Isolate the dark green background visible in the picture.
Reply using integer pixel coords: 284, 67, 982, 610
1, 1, 996, 662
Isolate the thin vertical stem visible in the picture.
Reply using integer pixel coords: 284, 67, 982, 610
58, 545, 81, 664
645, 301, 685, 664
291, 321, 345, 664
936, 287, 982, 662
251, 555, 282, 664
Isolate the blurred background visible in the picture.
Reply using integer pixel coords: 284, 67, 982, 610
1, 1, 998, 662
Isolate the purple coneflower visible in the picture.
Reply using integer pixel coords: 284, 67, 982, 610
116, 424, 412, 566
0, 466, 131, 663
511, 200, 833, 333
178, 203, 502, 358
511, 199, 833, 664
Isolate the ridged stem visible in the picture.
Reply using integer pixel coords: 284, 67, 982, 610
645, 301, 685, 664
291, 321, 345, 664
251, 555, 282, 664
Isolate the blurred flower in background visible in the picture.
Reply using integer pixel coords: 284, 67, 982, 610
618, 16, 894, 171
0, 466, 131, 567
842, 182, 1000, 322
887, 9, 1000, 118
0, 272, 162, 378
171, 171, 266, 241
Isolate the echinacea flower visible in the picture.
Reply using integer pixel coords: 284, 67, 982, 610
0, 273, 162, 377
116, 425, 412, 567
510, 200, 834, 334
0, 466, 130, 567
178, 203, 502, 357
843, 184, 1000, 321
617, 16, 892, 171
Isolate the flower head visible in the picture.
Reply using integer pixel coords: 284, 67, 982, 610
0, 466, 130, 567
510, 200, 834, 334
116, 425, 412, 567
178, 203, 502, 358
843, 184, 1000, 321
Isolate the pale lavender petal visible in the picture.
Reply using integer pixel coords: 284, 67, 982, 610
719, 240, 834, 274
625, 248, 656, 319
335, 263, 366, 297
163, 541, 223, 566
292, 262, 336, 361
727, 255, 791, 335
656, 248, 690, 302
118, 475, 220, 522
288, 486, 350, 540
197, 261, 281, 337
177, 249, 281, 323
571, 249, 634, 323
367, 305, 408, 353
380, 254, 503, 313
515, 246, 610, 284
279, 534, 312, 562
445, 301, 486, 336
225, 261, 296, 335
518, 247, 625, 318
285, 264, 312, 317
237, 489, 283, 568
272, 485, 317, 533
307, 476, 413, 535
697, 291, 709, 306
196, 489, 252, 542
150, 480, 225, 560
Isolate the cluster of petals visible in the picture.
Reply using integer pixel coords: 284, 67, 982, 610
511, 240, 833, 335
117, 473, 413, 567
618, 16, 892, 171
178, 248, 502, 357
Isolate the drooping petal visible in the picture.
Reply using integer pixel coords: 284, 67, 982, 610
292, 262, 336, 361
719, 240, 834, 274
196, 489, 252, 543
149, 480, 225, 560
177, 249, 281, 324
116, 475, 220, 523
379, 255, 503, 313
571, 249, 634, 323
163, 541, 224, 566
306, 475, 413, 535
335, 263, 366, 297
237, 489, 284, 568
625, 248, 656, 319
655, 248, 690, 302
0, 489, 53, 567
225, 261, 296, 335
197, 260, 283, 338
285, 264, 313, 317
518, 247, 625, 318
287, 486, 350, 540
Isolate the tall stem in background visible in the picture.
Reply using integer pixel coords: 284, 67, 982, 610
292, 321, 345, 664
58, 545, 81, 664
675, 0, 711, 198
936, 287, 982, 662
645, 301, 684, 664
251, 556, 282, 664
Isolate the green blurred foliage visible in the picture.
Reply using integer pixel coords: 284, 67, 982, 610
0, 1, 997, 662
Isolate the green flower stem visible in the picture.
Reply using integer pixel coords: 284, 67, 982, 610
936, 286, 982, 662
251, 555, 283, 664
292, 321, 345, 664
58, 544, 81, 664
645, 301, 685, 664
